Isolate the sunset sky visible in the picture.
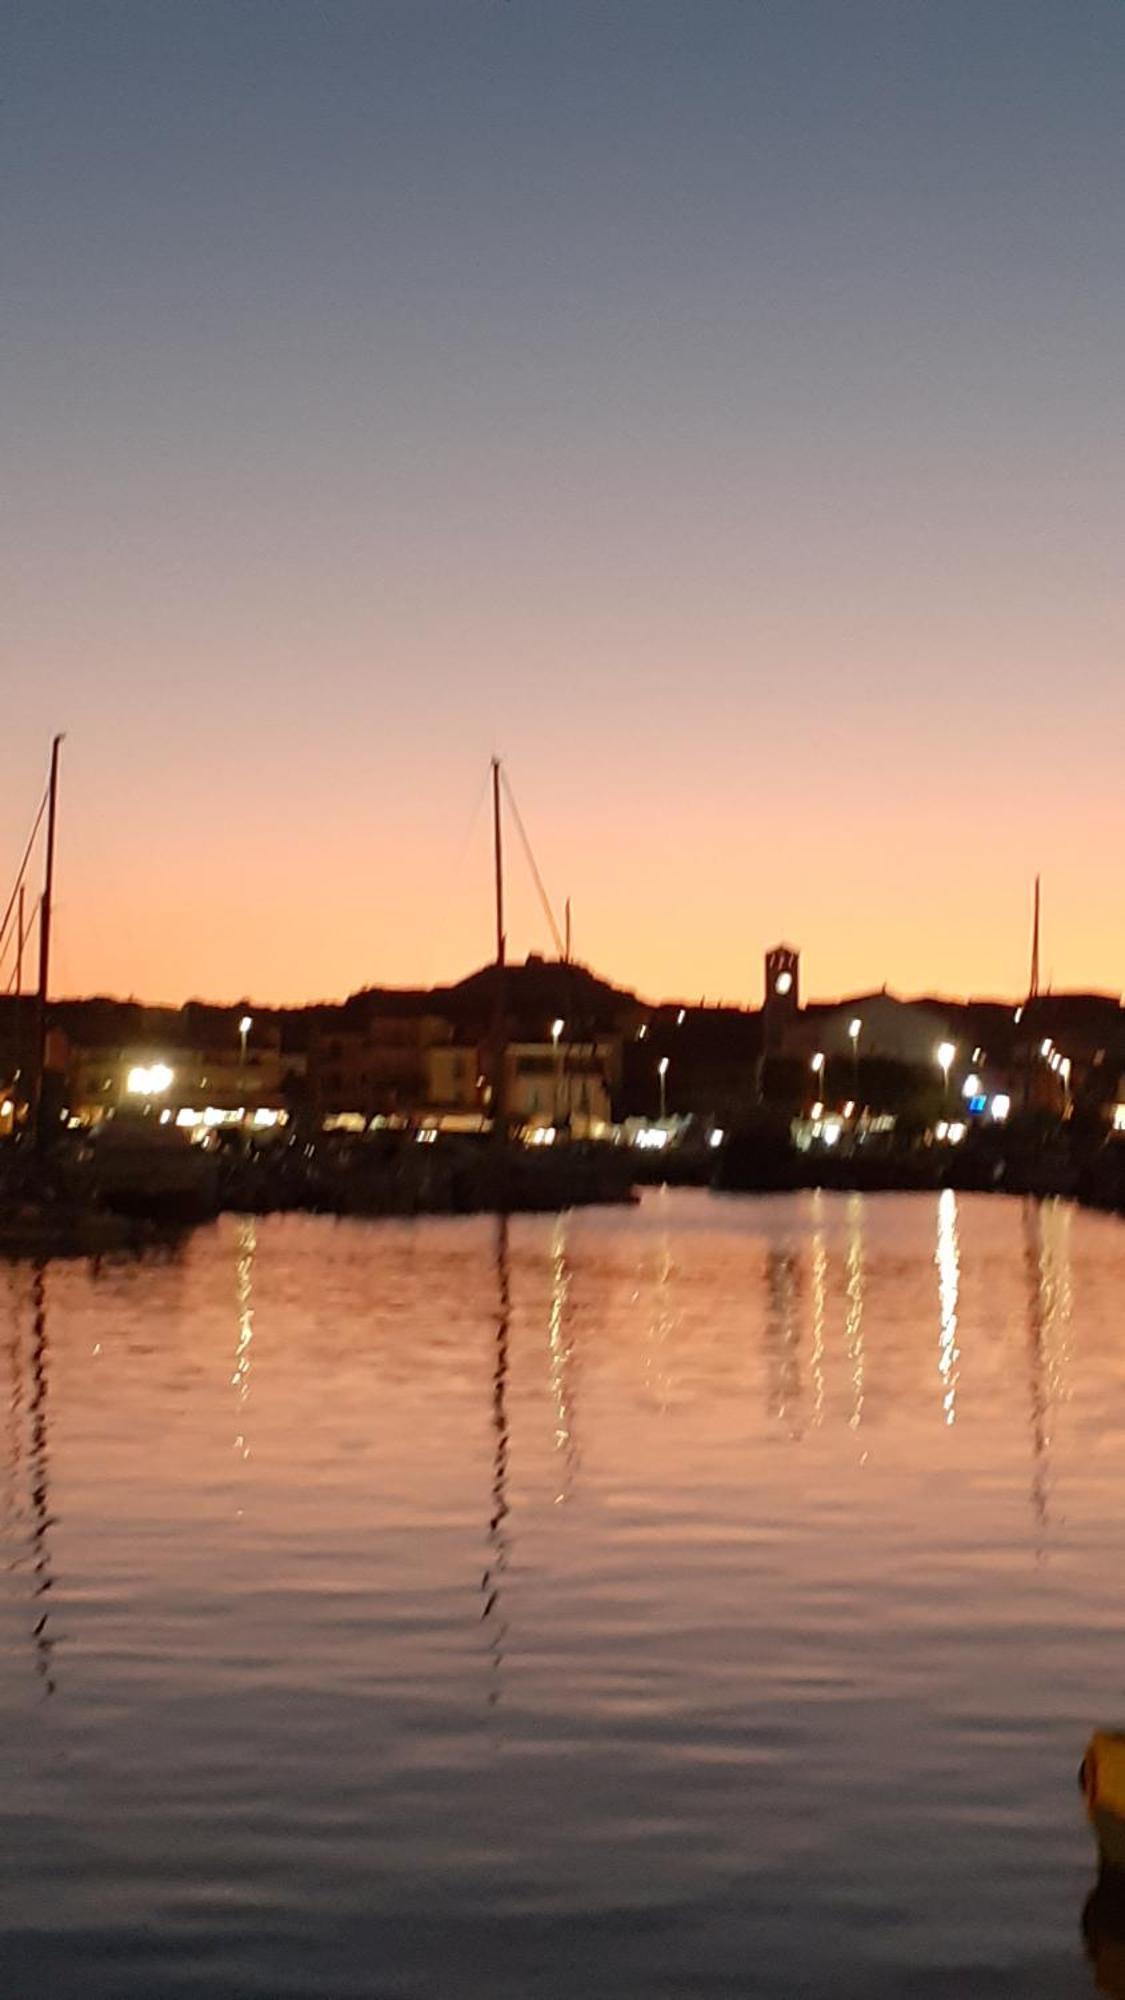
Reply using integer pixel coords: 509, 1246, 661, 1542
2, 1, 1121, 1007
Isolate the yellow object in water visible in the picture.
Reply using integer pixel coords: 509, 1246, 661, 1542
1083, 1734, 1125, 1875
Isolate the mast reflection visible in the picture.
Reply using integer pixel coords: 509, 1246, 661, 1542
1022, 1196, 1074, 1550
809, 1192, 827, 1428
4, 1267, 24, 1534
844, 1193, 866, 1436
764, 1245, 803, 1436
546, 1214, 578, 1502
27, 1265, 57, 1696
643, 1185, 676, 1410
232, 1218, 255, 1464
481, 1213, 511, 1704
935, 1188, 960, 1428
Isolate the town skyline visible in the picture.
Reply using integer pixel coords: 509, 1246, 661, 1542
21, 939, 1122, 1021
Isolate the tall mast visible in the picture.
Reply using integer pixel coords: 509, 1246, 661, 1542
492, 756, 505, 970
1029, 874, 1041, 1001
33, 734, 63, 1149
16, 884, 25, 996
490, 757, 507, 1137
564, 897, 571, 965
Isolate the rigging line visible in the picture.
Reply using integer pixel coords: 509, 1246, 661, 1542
1, 901, 33, 991
0, 787, 49, 960
451, 760, 493, 869
499, 769, 566, 960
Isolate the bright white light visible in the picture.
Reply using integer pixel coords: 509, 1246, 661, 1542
1040, 1039, 1053, 1058
936, 1120, 949, 1140
811, 1100, 824, 1119
416, 1128, 438, 1144
843, 1099, 856, 1118
657, 1056, 669, 1078
991, 1093, 1011, 1122
1113, 1104, 1125, 1133
527, 1125, 556, 1147
159, 1109, 172, 1125
551, 1018, 564, 1044
936, 1042, 955, 1074
239, 1015, 253, 1036
176, 1108, 203, 1128
634, 1126, 669, 1150
126, 1063, 174, 1097
848, 1018, 861, 1042
0, 1098, 12, 1116
676, 1008, 686, 1025
253, 1108, 280, 1128
962, 1073, 982, 1098
775, 971, 793, 996
947, 1122, 966, 1144
709, 1128, 724, 1149
811, 1051, 825, 1075
822, 1121, 841, 1147
637, 1024, 647, 1041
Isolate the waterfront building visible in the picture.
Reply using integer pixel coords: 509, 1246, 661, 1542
64, 1019, 302, 1125
309, 1012, 455, 1121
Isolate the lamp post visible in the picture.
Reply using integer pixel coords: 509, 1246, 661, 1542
551, 1017, 564, 1128
936, 1041, 955, 1114
238, 1014, 252, 1121
658, 1055, 669, 1123
848, 1018, 861, 1103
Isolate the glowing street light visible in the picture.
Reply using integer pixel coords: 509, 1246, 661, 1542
936, 1041, 955, 1112
811, 1049, 825, 1112
657, 1055, 669, 1121
551, 1017, 564, 1125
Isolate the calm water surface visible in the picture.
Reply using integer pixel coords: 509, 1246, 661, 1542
3, 1189, 1125, 1997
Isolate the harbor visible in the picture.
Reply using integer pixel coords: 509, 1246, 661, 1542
4, 1188, 1125, 1997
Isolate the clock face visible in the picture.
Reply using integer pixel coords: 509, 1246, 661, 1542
775, 970, 793, 996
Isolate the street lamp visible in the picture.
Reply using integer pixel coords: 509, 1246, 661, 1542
551, 1017, 564, 1126
936, 1041, 955, 1112
657, 1055, 669, 1122
848, 1018, 861, 1102
238, 1014, 253, 1128
811, 1050, 824, 1107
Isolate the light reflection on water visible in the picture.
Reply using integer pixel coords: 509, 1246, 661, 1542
1, 1188, 1124, 1998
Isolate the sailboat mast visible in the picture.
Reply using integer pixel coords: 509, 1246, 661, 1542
490, 756, 507, 1137
33, 734, 63, 1149
16, 885, 25, 996
492, 756, 505, 970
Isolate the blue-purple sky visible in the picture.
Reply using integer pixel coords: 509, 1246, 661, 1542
3, 1, 1122, 1003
